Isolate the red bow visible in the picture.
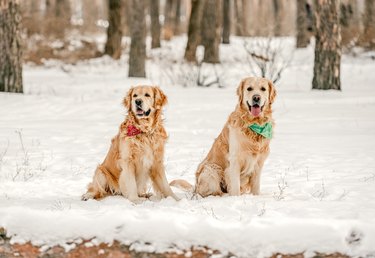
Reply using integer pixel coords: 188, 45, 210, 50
126, 125, 142, 137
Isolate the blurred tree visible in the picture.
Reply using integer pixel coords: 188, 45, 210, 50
128, 0, 146, 77
104, 0, 123, 59
150, 0, 161, 48
173, 0, 181, 35
272, 0, 281, 36
54, 0, 71, 38
312, 0, 341, 90
222, 0, 231, 44
339, 0, 361, 48
359, 0, 375, 49
234, 0, 243, 36
163, 0, 181, 40
201, 0, 222, 63
184, 0, 206, 62
296, 0, 312, 48
0, 0, 23, 93
82, 0, 100, 33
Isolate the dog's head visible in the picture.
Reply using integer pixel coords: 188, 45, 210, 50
123, 86, 168, 119
237, 77, 276, 118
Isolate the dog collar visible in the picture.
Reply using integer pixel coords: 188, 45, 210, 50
126, 125, 142, 136
248, 122, 272, 139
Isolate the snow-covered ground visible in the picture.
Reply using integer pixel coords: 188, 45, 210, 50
1, 37, 375, 257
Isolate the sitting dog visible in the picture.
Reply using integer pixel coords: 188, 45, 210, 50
171, 77, 276, 197
82, 86, 179, 203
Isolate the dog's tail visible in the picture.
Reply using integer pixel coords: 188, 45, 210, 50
170, 179, 194, 192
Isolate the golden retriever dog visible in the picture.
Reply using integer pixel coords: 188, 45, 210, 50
171, 77, 276, 197
82, 86, 179, 203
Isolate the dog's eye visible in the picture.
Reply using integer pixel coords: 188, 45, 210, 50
145, 93, 150, 97
133, 94, 138, 97
261, 87, 266, 91
247, 87, 253, 91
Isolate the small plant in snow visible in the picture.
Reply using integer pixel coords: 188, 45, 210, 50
10, 130, 51, 181
311, 179, 327, 201
243, 37, 293, 84
273, 172, 288, 201
0, 139, 9, 171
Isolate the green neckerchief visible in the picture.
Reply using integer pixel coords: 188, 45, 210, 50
248, 122, 273, 139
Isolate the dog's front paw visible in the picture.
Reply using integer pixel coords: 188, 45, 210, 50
81, 193, 94, 201
128, 197, 147, 204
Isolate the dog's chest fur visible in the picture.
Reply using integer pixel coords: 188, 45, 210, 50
119, 134, 161, 171
228, 125, 269, 177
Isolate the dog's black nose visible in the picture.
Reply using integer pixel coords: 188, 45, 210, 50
135, 99, 142, 106
252, 95, 261, 104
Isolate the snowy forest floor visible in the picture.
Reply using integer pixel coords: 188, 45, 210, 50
1, 37, 375, 257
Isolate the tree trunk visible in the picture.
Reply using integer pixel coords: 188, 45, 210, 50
184, 0, 206, 62
82, 0, 100, 33
54, 0, 70, 38
0, 0, 23, 93
163, 0, 174, 40
201, 0, 222, 63
128, 0, 146, 77
150, 0, 161, 48
296, 0, 311, 48
173, 0, 181, 35
234, 0, 243, 36
272, 0, 281, 36
359, 0, 375, 49
312, 0, 341, 90
104, 0, 123, 59
222, 0, 231, 43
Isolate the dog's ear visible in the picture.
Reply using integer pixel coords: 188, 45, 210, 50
154, 87, 168, 109
236, 79, 246, 104
268, 80, 277, 105
123, 87, 133, 110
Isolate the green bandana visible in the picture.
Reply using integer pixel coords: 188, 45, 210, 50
248, 122, 273, 139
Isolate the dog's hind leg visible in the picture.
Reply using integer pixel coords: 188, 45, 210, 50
195, 163, 223, 197
81, 167, 108, 201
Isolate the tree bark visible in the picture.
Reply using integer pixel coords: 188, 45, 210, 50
163, 0, 173, 40
312, 0, 341, 90
150, 0, 161, 48
296, 0, 311, 48
0, 0, 23, 93
173, 0, 181, 35
104, 0, 123, 59
272, 0, 281, 36
201, 0, 222, 63
222, 0, 231, 43
184, 0, 206, 62
359, 0, 375, 49
234, 0, 243, 36
54, 0, 70, 38
128, 0, 146, 77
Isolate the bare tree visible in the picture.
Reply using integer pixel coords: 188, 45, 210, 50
104, 0, 123, 59
296, 0, 312, 48
0, 0, 23, 93
244, 38, 292, 84
129, 0, 146, 77
54, 0, 71, 38
222, 0, 231, 44
359, 0, 375, 49
184, 0, 206, 62
234, 0, 244, 36
163, 0, 180, 40
150, 0, 161, 48
312, 0, 341, 90
272, 0, 282, 37
201, 0, 222, 63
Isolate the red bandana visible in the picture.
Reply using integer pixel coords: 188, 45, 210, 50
126, 125, 142, 137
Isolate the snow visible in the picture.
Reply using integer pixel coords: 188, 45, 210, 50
1, 37, 375, 257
